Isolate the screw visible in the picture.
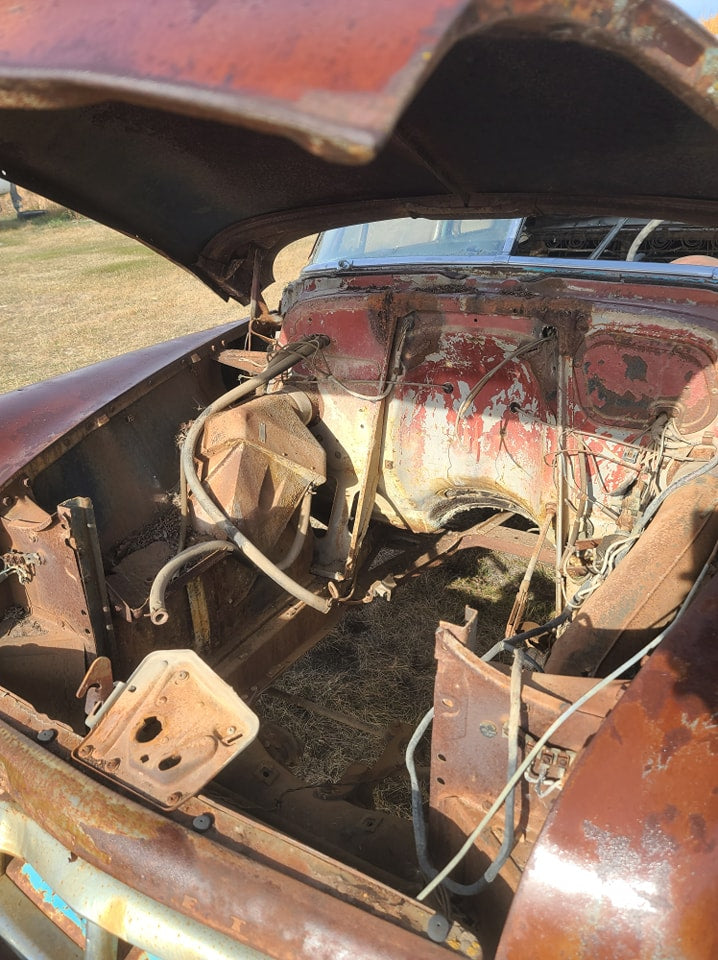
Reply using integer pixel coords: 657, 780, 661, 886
36, 729, 56, 743
176, 671, 189, 682
192, 813, 214, 833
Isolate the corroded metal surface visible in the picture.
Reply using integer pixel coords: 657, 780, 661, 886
74, 650, 259, 809
496, 572, 718, 960
0, 1, 713, 159
282, 273, 718, 547
431, 618, 626, 855
547, 473, 718, 675
429, 616, 628, 953
0, 323, 242, 495
0, 681, 475, 954
0, 3, 718, 297
192, 393, 326, 554
0, 715, 461, 960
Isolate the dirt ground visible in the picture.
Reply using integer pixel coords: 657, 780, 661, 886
1, 206, 313, 394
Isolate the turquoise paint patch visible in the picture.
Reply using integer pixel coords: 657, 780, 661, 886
20, 861, 86, 935
19, 862, 162, 960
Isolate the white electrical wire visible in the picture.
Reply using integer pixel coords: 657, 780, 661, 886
416, 540, 716, 902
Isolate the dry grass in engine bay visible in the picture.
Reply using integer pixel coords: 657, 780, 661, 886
257, 547, 554, 818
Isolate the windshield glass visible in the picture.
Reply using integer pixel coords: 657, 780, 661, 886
309, 216, 718, 269
312, 218, 517, 262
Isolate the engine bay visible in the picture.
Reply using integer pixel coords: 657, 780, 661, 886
1, 268, 717, 956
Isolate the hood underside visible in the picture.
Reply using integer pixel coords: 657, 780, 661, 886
1, 0, 718, 301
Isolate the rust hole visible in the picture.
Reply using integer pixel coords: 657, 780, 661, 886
135, 716, 163, 743
158, 754, 182, 771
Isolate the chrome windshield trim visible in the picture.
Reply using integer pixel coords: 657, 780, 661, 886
301, 255, 718, 289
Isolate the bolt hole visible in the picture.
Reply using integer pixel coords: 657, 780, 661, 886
135, 715, 163, 743
158, 754, 182, 771
436, 777, 446, 785
437, 753, 447, 762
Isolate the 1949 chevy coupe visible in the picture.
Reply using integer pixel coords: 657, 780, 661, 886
0, 2, 716, 958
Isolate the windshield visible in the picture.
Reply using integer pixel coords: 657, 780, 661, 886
308, 216, 718, 270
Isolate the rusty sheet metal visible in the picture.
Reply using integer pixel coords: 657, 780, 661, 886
0, 0, 467, 158
193, 393, 325, 554
574, 330, 718, 432
0, 496, 92, 640
0, 682, 478, 956
74, 650, 259, 809
0, 1, 711, 161
496, 570, 718, 960
429, 616, 627, 953
1, 3, 718, 300
210, 583, 345, 696
0, 322, 242, 495
284, 275, 718, 547
279, 290, 400, 578
0, 803, 251, 960
547, 473, 718, 676
0, 716, 458, 960
431, 618, 627, 850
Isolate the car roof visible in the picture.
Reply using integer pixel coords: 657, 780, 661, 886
0, 0, 717, 301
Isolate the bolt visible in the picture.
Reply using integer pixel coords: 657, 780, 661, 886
106, 758, 120, 772
479, 721, 498, 739
192, 813, 214, 833
427, 914, 451, 943
36, 729, 56, 743
167, 792, 183, 806
226, 726, 236, 735
176, 671, 189, 682
77, 744, 94, 757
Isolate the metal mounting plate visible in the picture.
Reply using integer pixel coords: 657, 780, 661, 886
73, 650, 258, 809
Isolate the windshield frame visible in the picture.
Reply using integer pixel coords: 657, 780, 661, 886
302, 216, 718, 290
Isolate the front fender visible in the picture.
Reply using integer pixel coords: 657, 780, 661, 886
0, 320, 245, 493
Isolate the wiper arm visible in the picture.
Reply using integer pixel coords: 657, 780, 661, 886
588, 217, 628, 260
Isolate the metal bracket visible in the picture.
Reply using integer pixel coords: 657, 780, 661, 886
75, 655, 115, 727
73, 650, 259, 809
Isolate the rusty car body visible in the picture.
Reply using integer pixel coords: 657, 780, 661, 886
0, 1, 717, 958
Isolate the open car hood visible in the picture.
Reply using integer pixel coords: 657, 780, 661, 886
1, 0, 718, 302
